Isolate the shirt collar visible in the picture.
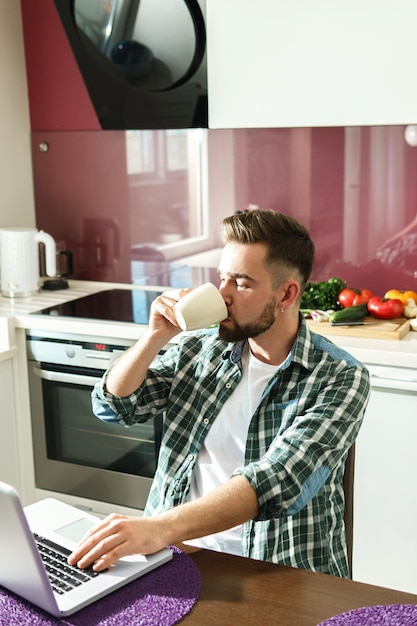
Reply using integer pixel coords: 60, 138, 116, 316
290, 315, 317, 371
222, 341, 245, 364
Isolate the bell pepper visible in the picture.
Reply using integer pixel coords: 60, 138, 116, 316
384, 289, 417, 305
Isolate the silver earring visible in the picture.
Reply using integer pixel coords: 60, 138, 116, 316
280, 307, 285, 313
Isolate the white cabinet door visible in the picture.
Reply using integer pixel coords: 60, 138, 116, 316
0, 356, 19, 488
207, 0, 417, 128
353, 380, 417, 593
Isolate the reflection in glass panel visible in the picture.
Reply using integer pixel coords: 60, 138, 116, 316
166, 130, 189, 171
127, 128, 209, 287
74, 0, 204, 90
74, 0, 112, 50
31, 128, 210, 287
126, 128, 206, 245
53, 0, 208, 128
125, 130, 154, 175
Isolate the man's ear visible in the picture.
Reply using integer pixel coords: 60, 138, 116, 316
277, 279, 301, 310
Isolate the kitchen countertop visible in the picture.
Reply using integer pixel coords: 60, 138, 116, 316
0, 280, 158, 345
0, 279, 416, 368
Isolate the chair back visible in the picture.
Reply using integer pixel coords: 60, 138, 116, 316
343, 444, 355, 578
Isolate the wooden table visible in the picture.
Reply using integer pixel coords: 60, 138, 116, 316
181, 548, 417, 625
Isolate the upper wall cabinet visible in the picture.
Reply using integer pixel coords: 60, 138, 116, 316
207, 0, 417, 129
21, 0, 207, 131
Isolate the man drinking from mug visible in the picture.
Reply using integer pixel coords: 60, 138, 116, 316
69, 209, 370, 579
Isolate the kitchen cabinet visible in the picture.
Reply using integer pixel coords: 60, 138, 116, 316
0, 350, 20, 489
207, 0, 417, 128
353, 364, 417, 594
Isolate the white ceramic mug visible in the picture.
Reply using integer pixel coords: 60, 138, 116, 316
173, 283, 228, 331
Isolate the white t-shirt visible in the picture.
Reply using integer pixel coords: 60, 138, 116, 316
185, 346, 279, 555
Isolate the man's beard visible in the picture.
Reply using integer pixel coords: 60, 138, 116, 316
218, 296, 276, 342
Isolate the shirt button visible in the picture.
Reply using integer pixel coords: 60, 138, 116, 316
226, 382, 232, 389
188, 454, 194, 461
203, 418, 209, 426
168, 490, 174, 496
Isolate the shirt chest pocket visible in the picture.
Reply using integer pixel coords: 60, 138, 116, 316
248, 398, 299, 455
273, 398, 300, 435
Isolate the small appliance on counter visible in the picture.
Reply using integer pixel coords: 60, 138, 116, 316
0, 227, 57, 297
39, 240, 73, 291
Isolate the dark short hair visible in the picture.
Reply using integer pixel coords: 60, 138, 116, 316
220, 209, 315, 289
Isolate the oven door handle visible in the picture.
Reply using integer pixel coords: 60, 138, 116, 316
32, 366, 101, 387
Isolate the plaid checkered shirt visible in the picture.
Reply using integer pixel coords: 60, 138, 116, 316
92, 317, 370, 578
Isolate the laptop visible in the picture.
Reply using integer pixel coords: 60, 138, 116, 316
0, 481, 173, 617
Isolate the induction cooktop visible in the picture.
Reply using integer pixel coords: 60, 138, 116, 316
31, 289, 163, 324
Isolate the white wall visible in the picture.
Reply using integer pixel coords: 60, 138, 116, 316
0, 1, 36, 228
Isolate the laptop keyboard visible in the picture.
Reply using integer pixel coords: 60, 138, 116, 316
34, 533, 100, 595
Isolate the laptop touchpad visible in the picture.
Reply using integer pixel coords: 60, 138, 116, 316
55, 518, 97, 543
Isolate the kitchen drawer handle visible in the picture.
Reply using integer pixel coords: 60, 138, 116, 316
370, 376, 417, 393
33, 366, 100, 387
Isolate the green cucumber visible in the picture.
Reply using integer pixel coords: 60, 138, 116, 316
329, 303, 369, 324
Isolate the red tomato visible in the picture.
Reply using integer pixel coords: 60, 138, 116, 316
352, 293, 369, 305
338, 288, 356, 308
338, 288, 374, 308
358, 289, 374, 302
367, 297, 404, 319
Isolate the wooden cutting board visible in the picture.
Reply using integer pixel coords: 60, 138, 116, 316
307, 316, 411, 340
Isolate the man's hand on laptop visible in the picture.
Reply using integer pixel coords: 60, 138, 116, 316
67, 514, 170, 572
68, 476, 258, 571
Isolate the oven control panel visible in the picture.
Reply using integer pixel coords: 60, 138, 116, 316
26, 330, 135, 369
26, 329, 173, 370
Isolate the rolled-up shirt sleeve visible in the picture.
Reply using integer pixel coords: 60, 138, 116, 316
91, 375, 144, 425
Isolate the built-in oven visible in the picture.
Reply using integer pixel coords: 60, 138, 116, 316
26, 328, 163, 511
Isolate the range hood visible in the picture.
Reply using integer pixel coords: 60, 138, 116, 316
52, 0, 208, 130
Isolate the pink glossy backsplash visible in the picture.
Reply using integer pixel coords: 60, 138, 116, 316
33, 126, 417, 296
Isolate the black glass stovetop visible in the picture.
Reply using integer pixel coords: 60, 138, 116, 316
32, 289, 163, 325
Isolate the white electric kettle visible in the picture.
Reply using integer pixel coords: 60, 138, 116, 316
0, 227, 57, 297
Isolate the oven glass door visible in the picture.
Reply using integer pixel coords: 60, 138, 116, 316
28, 361, 161, 509
42, 363, 161, 477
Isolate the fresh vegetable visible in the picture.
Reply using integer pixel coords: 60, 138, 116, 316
301, 277, 346, 311
354, 288, 374, 303
338, 288, 374, 308
403, 298, 417, 319
384, 289, 417, 305
329, 303, 369, 324
338, 288, 356, 308
301, 309, 334, 322
367, 297, 404, 320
